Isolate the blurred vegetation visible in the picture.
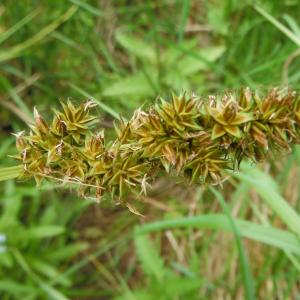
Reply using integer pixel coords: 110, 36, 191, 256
0, 0, 300, 299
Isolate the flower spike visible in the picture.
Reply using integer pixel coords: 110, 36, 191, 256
7, 88, 300, 210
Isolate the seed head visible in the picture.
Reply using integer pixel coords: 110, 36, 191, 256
11, 89, 300, 212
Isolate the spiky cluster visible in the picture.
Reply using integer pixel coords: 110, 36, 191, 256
12, 88, 300, 207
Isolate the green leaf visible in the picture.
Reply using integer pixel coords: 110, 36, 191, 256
26, 226, 65, 239
102, 73, 156, 98
164, 276, 201, 297
136, 214, 300, 255
134, 233, 165, 281
46, 243, 89, 261
178, 46, 225, 76
30, 258, 71, 287
177, 0, 190, 43
0, 6, 78, 63
210, 187, 255, 300
13, 249, 70, 300
1, 181, 21, 222
0, 75, 33, 121
282, 14, 300, 38
0, 165, 23, 181
207, 3, 229, 35
0, 9, 40, 45
254, 4, 300, 47
68, 0, 102, 17
0, 280, 37, 296
116, 31, 156, 62
114, 290, 151, 300
236, 163, 300, 237
162, 39, 198, 66
163, 72, 190, 91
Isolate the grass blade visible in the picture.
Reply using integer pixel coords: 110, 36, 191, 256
254, 4, 300, 47
249, 200, 300, 272
26, 226, 65, 239
0, 6, 78, 63
0, 76, 33, 121
178, 0, 190, 43
68, 0, 102, 17
12, 249, 69, 300
210, 187, 256, 300
136, 214, 300, 255
0, 9, 40, 44
235, 163, 300, 237
0, 165, 23, 181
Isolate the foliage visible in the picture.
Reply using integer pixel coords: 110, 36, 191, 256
0, 180, 90, 299
113, 234, 201, 300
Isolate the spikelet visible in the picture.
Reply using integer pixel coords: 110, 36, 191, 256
11, 88, 300, 210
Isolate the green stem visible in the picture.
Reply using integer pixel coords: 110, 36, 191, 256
0, 165, 23, 181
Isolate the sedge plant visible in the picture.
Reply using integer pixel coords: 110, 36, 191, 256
1, 87, 300, 211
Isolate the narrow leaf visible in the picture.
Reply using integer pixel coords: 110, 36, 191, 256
136, 214, 300, 255
134, 233, 165, 280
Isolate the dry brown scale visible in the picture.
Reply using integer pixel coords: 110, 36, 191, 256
11, 87, 300, 207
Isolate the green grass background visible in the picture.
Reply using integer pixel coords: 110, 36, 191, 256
0, 0, 300, 299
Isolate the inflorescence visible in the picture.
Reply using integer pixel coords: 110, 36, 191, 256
11, 88, 300, 207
